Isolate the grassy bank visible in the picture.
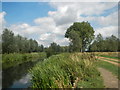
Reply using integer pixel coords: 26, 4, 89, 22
2, 52, 46, 69
97, 60, 120, 80
30, 53, 104, 88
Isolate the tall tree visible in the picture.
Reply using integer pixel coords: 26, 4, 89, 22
65, 21, 94, 52
2, 29, 15, 53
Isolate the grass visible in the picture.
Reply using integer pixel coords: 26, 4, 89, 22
77, 73, 104, 88
2, 52, 47, 69
97, 60, 120, 80
94, 52, 120, 59
99, 58, 120, 63
99, 55, 120, 60
30, 53, 104, 88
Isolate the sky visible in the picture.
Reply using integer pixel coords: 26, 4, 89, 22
0, 2, 119, 47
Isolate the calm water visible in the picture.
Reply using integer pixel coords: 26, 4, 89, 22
2, 60, 39, 88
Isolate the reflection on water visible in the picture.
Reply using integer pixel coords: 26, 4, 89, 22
2, 60, 39, 88
10, 74, 31, 88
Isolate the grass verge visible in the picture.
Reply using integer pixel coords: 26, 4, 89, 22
97, 60, 120, 80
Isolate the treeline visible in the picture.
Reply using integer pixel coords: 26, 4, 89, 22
89, 34, 119, 52
2, 29, 44, 54
65, 22, 119, 52
45, 42, 69, 57
2, 21, 120, 54
2, 29, 69, 56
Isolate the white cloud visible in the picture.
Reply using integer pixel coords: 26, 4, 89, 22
7, 2, 118, 46
49, 2, 117, 16
39, 33, 51, 40
77, 11, 118, 27
95, 26, 118, 38
0, 11, 6, 33
34, 17, 55, 25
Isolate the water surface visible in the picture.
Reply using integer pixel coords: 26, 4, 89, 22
2, 60, 39, 88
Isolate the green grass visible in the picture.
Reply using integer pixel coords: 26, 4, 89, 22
99, 55, 120, 60
107, 59, 120, 63
30, 53, 104, 88
99, 58, 120, 63
97, 60, 120, 80
2, 52, 47, 69
77, 73, 104, 88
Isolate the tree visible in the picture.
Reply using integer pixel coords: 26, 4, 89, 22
68, 30, 82, 52
89, 34, 119, 52
45, 42, 62, 57
2, 29, 41, 53
2, 29, 15, 53
105, 35, 118, 52
65, 21, 94, 52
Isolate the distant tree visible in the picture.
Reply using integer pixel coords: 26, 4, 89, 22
45, 42, 63, 57
89, 34, 119, 52
105, 35, 118, 52
2, 29, 41, 53
2, 29, 15, 53
65, 21, 94, 52
38, 45, 44, 52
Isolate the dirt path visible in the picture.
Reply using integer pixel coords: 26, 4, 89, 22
98, 67, 119, 88
99, 58, 120, 67
98, 56, 120, 62
97, 56, 120, 67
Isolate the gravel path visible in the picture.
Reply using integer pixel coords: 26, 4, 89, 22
98, 67, 119, 88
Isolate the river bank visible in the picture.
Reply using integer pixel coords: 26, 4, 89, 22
2, 52, 46, 70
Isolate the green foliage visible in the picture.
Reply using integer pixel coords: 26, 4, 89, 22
89, 34, 119, 52
45, 42, 69, 57
2, 29, 15, 53
2, 29, 44, 54
2, 52, 47, 69
77, 70, 104, 88
65, 21, 95, 52
30, 53, 103, 88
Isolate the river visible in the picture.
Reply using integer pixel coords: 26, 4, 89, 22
2, 60, 40, 88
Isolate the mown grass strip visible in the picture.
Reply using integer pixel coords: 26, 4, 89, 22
97, 60, 120, 80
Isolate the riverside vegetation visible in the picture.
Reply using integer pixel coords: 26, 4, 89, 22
2, 52, 47, 70
30, 53, 104, 88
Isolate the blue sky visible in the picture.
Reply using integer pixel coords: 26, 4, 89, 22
1, 2, 118, 46
2, 2, 56, 25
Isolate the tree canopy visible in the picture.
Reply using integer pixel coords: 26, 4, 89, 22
89, 34, 119, 52
2, 29, 44, 54
65, 21, 95, 52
